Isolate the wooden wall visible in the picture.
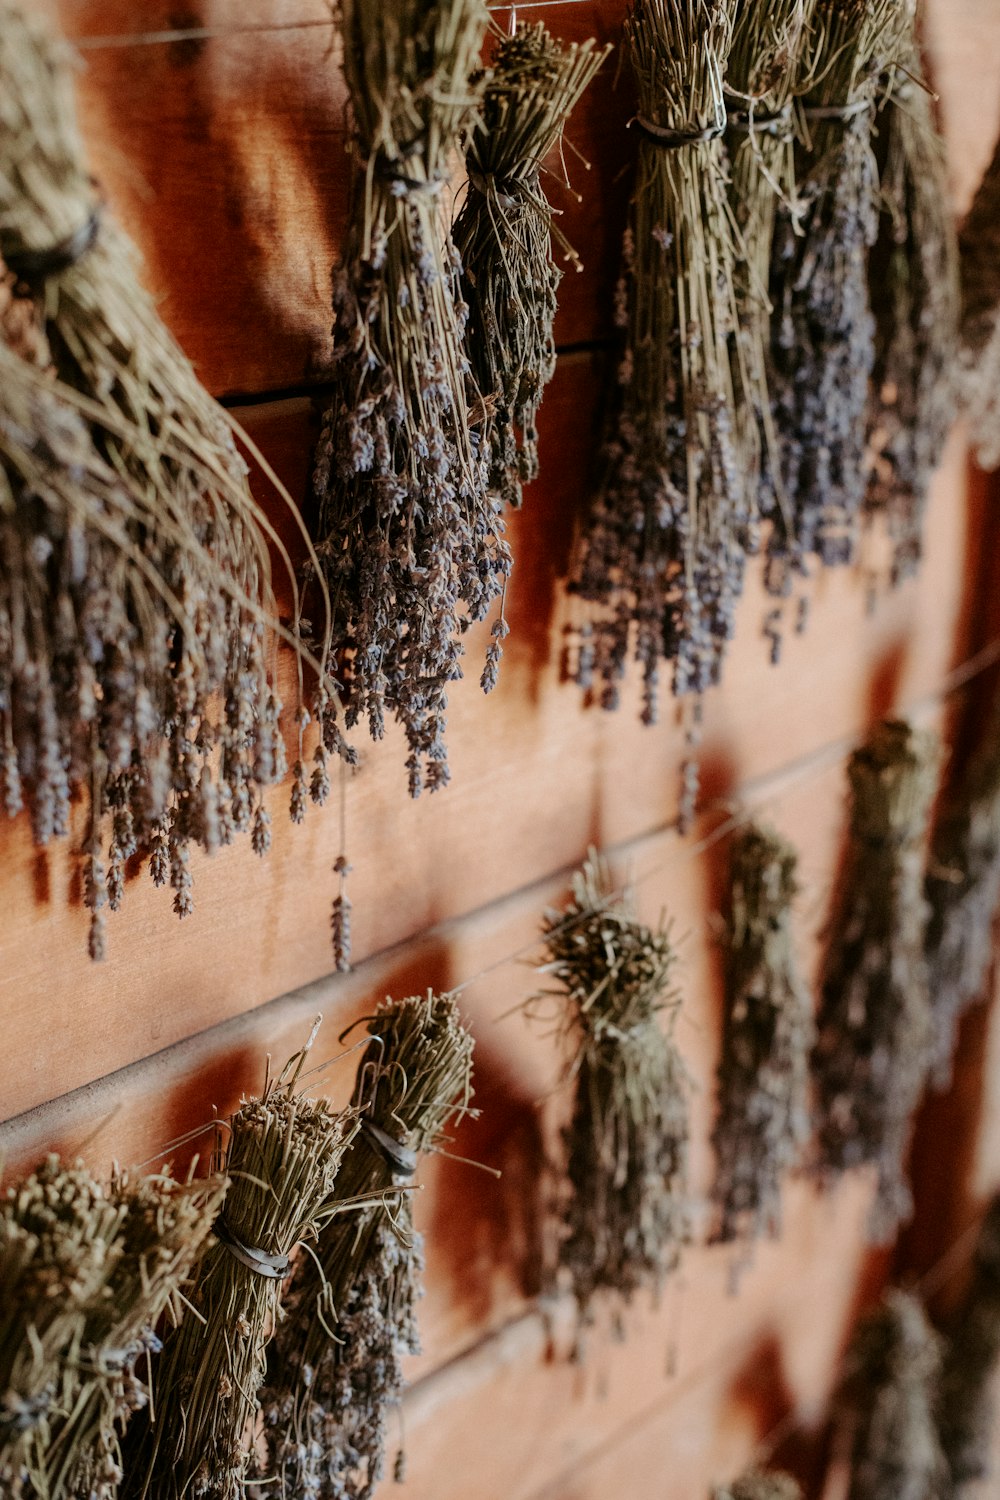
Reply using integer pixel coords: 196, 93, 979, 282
4, 2, 1000, 1495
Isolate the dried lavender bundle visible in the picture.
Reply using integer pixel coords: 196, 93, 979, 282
957, 131, 1000, 470
712, 1472, 803, 1500
453, 23, 609, 513
535, 852, 690, 1316
937, 1196, 1000, 1492
924, 688, 1000, 1089
711, 825, 813, 1257
123, 1052, 355, 1500
0, 7, 348, 959
260, 992, 475, 1500
0, 1158, 221, 1500
572, 0, 756, 731
839, 1289, 947, 1500
767, 0, 906, 594
813, 720, 938, 1243
311, 0, 508, 797
865, 22, 959, 584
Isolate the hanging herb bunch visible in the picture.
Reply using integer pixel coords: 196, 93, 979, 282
572, 0, 757, 750
767, 0, 906, 597
453, 22, 609, 515
937, 1195, 1000, 1493
924, 688, 1000, 1089
123, 1037, 355, 1500
724, 0, 814, 662
0, 1157, 222, 1500
711, 824, 813, 1263
838, 1289, 946, 1500
311, 0, 509, 798
0, 5, 347, 960
865, 7, 959, 584
813, 719, 939, 1243
261, 991, 475, 1500
956, 131, 1000, 470
712, 1473, 803, 1500
534, 852, 690, 1320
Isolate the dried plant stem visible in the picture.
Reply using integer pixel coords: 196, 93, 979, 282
711, 824, 813, 1260
311, 0, 508, 797
937, 1196, 1000, 1492
534, 851, 690, 1317
957, 130, 1000, 470
865, 18, 959, 584
767, 0, 907, 594
839, 1289, 946, 1500
261, 992, 475, 1500
572, 0, 755, 749
123, 1047, 354, 1500
813, 719, 938, 1242
454, 22, 609, 514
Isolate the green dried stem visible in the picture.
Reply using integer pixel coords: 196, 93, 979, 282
712, 1472, 803, 1500
813, 719, 939, 1243
938, 1196, 1000, 1491
924, 687, 1000, 1089
573, 0, 755, 764
865, 11, 959, 584
0, 1158, 222, 1500
123, 1055, 355, 1500
535, 852, 690, 1316
711, 824, 813, 1257
454, 22, 609, 511
311, 0, 509, 797
0, 5, 349, 960
260, 992, 475, 1500
957, 131, 1000, 469
767, 0, 908, 596
840, 1289, 946, 1500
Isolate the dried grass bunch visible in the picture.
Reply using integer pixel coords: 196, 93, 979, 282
865, 10, 959, 584
924, 689, 1000, 1089
572, 0, 755, 748
712, 1472, 803, 1500
711, 824, 813, 1259
535, 852, 690, 1317
261, 991, 475, 1500
453, 22, 609, 513
0, 1156, 222, 1500
123, 1045, 355, 1500
937, 1195, 1000, 1492
0, 5, 344, 959
767, 0, 907, 594
813, 719, 938, 1242
839, 1289, 946, 1500
311, 0, 509, 797
956, 132, 1000, 470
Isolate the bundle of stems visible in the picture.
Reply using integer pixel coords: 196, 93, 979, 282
725, 0, 815, 657
123, 1045, 355, 1500
767, 0, 906, 593
812, 719, 938, 1242
0, 1157, 221, 1500
260, 991, 475, 1500
711, 824, 813, 1259
535, 852, 690, 1317
572, 0, 756, 731
937, 1195, 1000, 1492
865, 15, 959, 584
924, 687, 1000, 1090
311, 0, 509, 798
712, 1473, 802, 1500
839, 1289, 946, 1500
453, 22, 609, 514
956, 131, 1000, 470
0, 6, 346, 957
